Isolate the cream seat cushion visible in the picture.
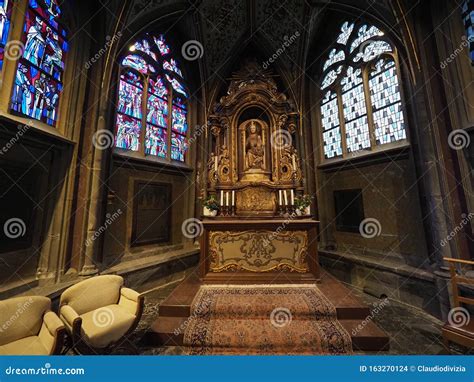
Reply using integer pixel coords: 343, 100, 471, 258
0, 336, 49, 355
80, 304, 136, 348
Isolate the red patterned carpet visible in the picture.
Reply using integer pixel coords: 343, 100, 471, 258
183, 284, 353, 355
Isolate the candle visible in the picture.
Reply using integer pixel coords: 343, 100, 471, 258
232, 190, 235, 206
290, 189, 294, 205
214, 156, 218, 172
226, 192, 229, 207
292, 154, 296, 170
279, 190, 282, 206
220, 191, 224, 206
284, 190, 288, 206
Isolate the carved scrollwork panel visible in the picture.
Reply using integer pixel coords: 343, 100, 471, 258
209, 230, 309, 273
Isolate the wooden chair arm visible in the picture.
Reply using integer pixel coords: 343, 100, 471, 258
444, 257, 474, 266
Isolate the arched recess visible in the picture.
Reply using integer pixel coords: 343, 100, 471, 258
67, 2, 204, 274
307, 12, 432, 284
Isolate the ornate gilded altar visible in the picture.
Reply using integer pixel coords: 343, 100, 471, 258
200, 61, 319, 282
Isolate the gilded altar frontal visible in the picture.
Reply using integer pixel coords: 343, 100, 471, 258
0, 0, 472, 358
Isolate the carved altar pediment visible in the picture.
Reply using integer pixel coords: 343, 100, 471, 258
217, 60, 288, 112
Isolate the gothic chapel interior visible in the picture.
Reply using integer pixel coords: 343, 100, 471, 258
0, 0, 473, 355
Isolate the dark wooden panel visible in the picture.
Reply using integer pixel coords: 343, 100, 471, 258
131, 181, 171, 246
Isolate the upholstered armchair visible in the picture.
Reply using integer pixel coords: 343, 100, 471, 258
0, 296, 65, 355
59, 275, 144, 354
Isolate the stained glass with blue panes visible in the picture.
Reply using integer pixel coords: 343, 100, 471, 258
11, 0, 68, 127
0, 0, 13, 71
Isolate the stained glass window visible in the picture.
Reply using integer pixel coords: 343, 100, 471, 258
118, 71, 143, 120
166, 74, 187, 97
0, 0, 13, 71
11, 0, 68, 127
341, 67, 370, 152
337, 22, 354, 45
171, 132, 186, 162
163, 58, 182, 76
145, 124, 167, 157
321, 91, 342, 159
171, 96, 188, 161
349, 25, 384, 53
319, 21, 407, 160
354, 40, 392, 63
121, 55, 153, 74
131, 39, 157, 61
115, 34, 189, 162
154, 35, 170, 55
369, 60, 406, 144
462, 0, 474, 63
323, 49, 345, 71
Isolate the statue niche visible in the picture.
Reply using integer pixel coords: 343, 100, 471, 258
239, 119, 271, 182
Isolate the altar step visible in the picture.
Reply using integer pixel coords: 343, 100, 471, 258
148, 316, 389, 351
145, 271, 390, 352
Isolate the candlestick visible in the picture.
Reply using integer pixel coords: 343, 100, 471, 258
284, 190, 288, 206
232, 190, 235, 206
290, 189, 294, 205
279, 190, 282, 206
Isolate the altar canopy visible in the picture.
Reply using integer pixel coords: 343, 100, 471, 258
201, 61, 319, 282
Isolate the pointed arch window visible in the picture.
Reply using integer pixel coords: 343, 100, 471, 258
0, 0, 14, 71
320, 21, 407, 160
10, 0, 69, 127
115, 34, 189, 163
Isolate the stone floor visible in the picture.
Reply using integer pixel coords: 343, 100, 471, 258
131, 271, 472, 356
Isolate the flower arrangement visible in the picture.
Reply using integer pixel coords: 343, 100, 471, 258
203, 195, 220, 211
294, 194, 312, 214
